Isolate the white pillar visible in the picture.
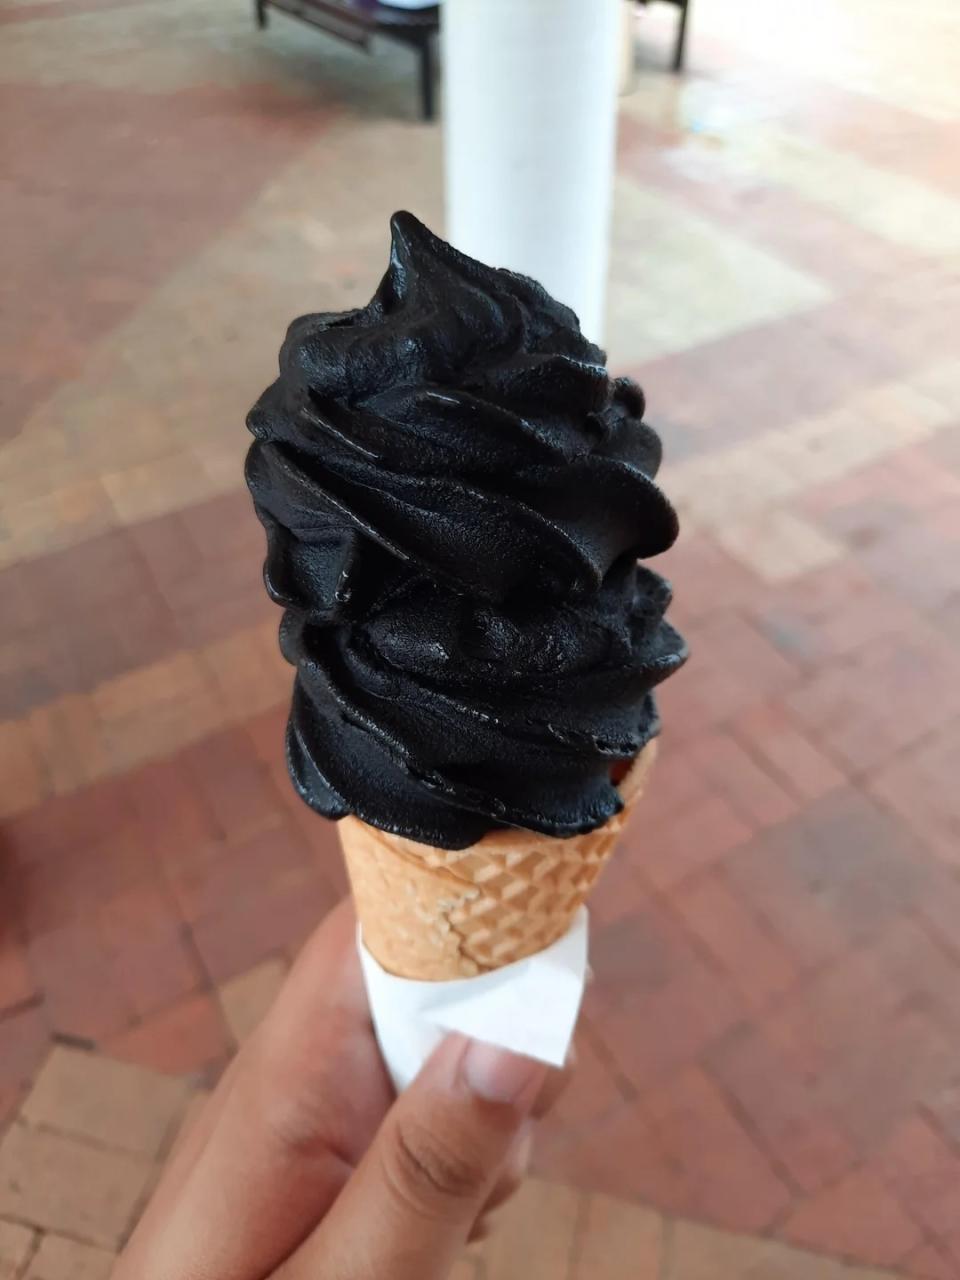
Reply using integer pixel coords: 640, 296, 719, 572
442, 0, 622, 343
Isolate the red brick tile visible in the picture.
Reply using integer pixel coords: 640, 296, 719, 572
273, 765, 322, 843
311, 836, 350, 908
3, 775, 131, 868
726, 922, 960, 1153
124, 753, 222, 861
190, 867, 342, 984
549, 1067, 790, 1234
683, 732, 797, 829
167, 819, 313, 924
672, 871, 799, 1012
25, 693, 111, 796
93, 650, 226, 769
587, 905, 744, 1092
779, 1169, 923, 1269
0, 1003, 50, 1097
589, 838, 651, 928
749, 560, 919, 665
714, 510, 844, 585
27, 924, 136, 1042
803, 446, 960, 534
729, 701, 846, 801
644, 1067, 794, 1231
658, 611, 801, 739
795, 82, 960, 194
535, 1024, 632, 1172
709, 1026, 856, 1194
179, 728, 286, 844
819, 272, 960, 373
0, 936, 36, 1014
657, 533, 763, 622
544, 1017, 626, 1135
625, 734, 707, 830
1, 79, 320, 437
0, 529, 180, 718
97, 883, 202, 1019
634, 794, 753, 892
853, 504, 960, 616
0, 720, 47, 818
13, 810, 161, 940
785, 627, 960, 774
634, 304, 892, 445
874, 1116, 960, 1244
130, 494, 272, 649
243, 704, 288, 769
623, 113, 929, 290
274, 781, 347, 890
105, 992, 230, 1076
725, 790, 947, 971
868, 720, 960, 868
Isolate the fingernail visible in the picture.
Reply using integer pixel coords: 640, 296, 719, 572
461, 1040, 547, 1106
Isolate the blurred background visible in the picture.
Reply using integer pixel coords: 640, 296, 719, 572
2, 0, 960, 1276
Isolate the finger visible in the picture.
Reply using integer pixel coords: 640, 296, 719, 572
129, 1053, 241, 1234
280, 1036, 552, 1280
116, 898, 392, 1280
461, 1044, 575, 1243
464, 1045, 571, 1229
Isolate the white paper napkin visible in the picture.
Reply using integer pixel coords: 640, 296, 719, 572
358, 908, 589, 1092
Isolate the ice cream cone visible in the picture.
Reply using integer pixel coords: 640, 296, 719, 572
339, 742, 657, 981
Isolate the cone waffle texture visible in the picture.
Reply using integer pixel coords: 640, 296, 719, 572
339, 743, 657, 980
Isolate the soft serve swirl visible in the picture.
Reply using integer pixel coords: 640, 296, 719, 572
245, 212, 687, 849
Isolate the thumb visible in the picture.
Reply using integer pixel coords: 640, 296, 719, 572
279, 1034, 549, 1280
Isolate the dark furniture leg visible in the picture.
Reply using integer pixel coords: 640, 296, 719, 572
254, 1, 439, 116
672, 0, 689, 71
418, 32, 436, 121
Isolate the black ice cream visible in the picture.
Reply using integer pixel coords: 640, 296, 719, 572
245, 211, 687, 850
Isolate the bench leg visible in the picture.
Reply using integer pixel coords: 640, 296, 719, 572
255, 0, 268, 30
418, 34, 436, 122
672, 0, 690, 72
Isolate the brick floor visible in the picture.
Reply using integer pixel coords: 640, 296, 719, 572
0, 1123, 152, 1248
1, 0, 959, 1274
22, 1235, 115, 1280
0, 1048, 931, 1278
21, 1048, 190, 1157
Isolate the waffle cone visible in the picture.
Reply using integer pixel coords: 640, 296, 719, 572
339, 743, 656, 980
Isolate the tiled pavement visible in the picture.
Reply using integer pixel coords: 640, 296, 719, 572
1, 0, 959, 1275
0, 1034, 923, 1280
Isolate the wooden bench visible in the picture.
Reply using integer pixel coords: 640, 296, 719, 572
255, 0, 441, 120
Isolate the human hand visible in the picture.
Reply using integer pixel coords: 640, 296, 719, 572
114, 898, 567, 1280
